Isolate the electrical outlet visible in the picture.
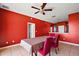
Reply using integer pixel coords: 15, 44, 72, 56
12, 40, 15, 43
6, 42, 8, 44
63, 38, 66, 40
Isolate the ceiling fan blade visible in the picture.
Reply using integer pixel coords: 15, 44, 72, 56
44, 9, 52, 11
34, 11, 40, 14
31, 6, 40, 10
41, 3, 47, 9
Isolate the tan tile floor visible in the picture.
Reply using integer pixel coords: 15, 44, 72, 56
0, 43, 79, 56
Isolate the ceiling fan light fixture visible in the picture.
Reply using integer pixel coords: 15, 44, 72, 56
52, 15, 56, 17
31, 3, 53, 15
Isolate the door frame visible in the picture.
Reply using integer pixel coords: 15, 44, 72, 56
27, 22, 35, 39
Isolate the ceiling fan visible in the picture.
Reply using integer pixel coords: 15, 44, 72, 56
31, 3, 53, 15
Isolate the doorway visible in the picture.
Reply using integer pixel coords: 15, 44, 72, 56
27, 22, 35, 39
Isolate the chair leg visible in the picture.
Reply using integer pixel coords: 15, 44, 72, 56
34, 51, 37, 56
32, 51, 33, 56
58, 47, 59, 51
55, 48, 57, 54
35, 52, 37, 56
49, 52, 51, 56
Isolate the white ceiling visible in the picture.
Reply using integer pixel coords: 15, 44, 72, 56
2, 3, 79, 23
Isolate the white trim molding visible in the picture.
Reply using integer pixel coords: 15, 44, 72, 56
0, 43, 20, 50
0, 41, 79, 50
59, 41, 79, 46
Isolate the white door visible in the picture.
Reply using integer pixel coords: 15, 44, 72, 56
27, 22, 35, 39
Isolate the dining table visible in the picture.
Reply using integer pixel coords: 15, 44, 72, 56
20, 36, 52, 56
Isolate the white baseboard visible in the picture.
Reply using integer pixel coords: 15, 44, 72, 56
0, 43, 20, 50
59, 41, 79, 46
0, 41, 79, 50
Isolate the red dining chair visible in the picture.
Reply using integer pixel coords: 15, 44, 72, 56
38, 38, 52, 56
51, 34, 59, 54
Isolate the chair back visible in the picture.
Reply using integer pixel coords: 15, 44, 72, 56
52, 34, 59, 47
49, 33, 55, 37
43, 38, 52, 55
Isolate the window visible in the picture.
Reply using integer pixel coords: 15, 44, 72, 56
50, 27, 52, 32
54, 25, 57, 32
58, 25, 64, 33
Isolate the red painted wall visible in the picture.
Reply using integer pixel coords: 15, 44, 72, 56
60, 12, 79, 44
68, 12, 79, 44
0, 8, 53, 47
0, 8, 28, 47
28, 18, 53, 37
